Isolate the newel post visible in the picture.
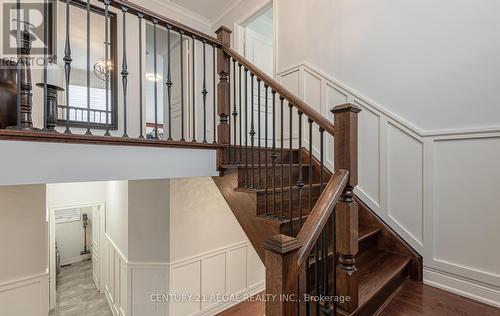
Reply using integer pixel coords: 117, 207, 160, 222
215, 26, 232, 170
263, 234, 301, 316
331, 103, 361, 313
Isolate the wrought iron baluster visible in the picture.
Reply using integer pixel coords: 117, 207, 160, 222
264, 84, 269, 216
166, 24, 173, 140
250, 73, 255, 188
297, 111, 304, 228
280, 96, 284, 219
15, 0, 21, 128
289, 103, 293, 234
212, 45, 217, 144
232, 59, 238, 163
85, 0, 92, 135
332, 211, 337, 316
244, 68, 249, 186
238, 64, 242, 163
104, 0, 112, 136
42, 0, 48, 131
257, 78, 261, 189
121, 6, 129, 138
271, 90, 277, 217
308, 119, 313, 214
153, 19, 159, 139
202, 40, 207, 143
179, 30, 185, 141
320, 128, 325, 192
191, 35, 196, 142
315, 241, 320, 316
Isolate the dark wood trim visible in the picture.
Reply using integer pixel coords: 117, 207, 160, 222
295, 169, 349, 267
0, 129, 223, 149
100, 0, 222, 47
224, 47, 335, 137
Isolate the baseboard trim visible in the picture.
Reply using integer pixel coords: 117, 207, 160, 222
424, 267, 500, 308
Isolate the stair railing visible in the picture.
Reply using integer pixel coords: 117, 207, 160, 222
0, 0, 228, 152
222, 44, 361, 315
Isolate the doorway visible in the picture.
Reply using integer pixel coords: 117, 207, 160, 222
48, 203, 106, 312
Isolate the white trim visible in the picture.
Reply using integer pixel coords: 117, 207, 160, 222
424, 267, 500, 308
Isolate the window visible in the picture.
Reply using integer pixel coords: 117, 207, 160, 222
55, 0, 118, 129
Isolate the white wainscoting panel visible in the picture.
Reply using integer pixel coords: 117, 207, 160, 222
169, 241, 265, 316
0, 273, 49, 316
387, 123, 424, 246
105, 235, 128, 316
432, 136, 500, 287
277, 62, 500, 307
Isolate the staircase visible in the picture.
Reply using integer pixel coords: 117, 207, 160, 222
212, 28, 422, 316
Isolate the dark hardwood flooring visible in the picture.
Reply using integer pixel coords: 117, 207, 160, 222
378, 281, 500, 316
216, 283, 500, 316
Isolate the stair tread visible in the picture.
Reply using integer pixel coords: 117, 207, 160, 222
358, 250, 411, 307
234, 183, 321, 194
359, 225, 380, 242
221, 163, 308, 169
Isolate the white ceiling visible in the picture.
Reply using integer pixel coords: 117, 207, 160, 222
167, 0, 240, 24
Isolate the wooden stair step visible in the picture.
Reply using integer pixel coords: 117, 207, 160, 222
235, 183, 321, 194
359, 225, 380, 242
355, 250, 411, 315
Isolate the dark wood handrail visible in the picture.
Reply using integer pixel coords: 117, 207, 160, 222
295, 169, 349, 268
0, 130, 224, 150
224, 47, 336, 136
103, 0, 222, 46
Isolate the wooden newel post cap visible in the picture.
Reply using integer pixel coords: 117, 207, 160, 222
263, 234, 302, 255
331, 103, 361, 114
215, 26, 232, 47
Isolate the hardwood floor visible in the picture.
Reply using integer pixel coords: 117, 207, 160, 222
378, 281, 500, 316
216, 283, 500, 316
216, 292, 265, 316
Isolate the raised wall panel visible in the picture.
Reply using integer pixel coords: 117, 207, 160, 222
226, 247, 247, 294
387, 123, 423, 245
356, 103, 381, 206
325, 84, 348, 169
246, 246, 264, 289
131, 267, 168, 316
434, 137, 500, 286
172, 262, 202, 315
0, 274, 48, 316
201, 253, 226, 309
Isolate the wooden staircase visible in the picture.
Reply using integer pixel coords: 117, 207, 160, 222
212, 27, 422, 316
214, 146, 421, 315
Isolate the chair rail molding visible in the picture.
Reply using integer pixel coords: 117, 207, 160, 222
277, 62, 500, 308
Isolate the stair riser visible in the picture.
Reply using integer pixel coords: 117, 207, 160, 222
237, 166, 313, 189
353, 267, 409, 316
256, 187, 322, 217
223, 148, 300, 164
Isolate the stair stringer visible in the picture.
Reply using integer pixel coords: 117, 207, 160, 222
212, 168, 281, 263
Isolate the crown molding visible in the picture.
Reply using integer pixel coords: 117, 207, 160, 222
150, 0, 213, 30
212, 0, 245, 27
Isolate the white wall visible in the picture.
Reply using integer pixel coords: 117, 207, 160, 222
276, 0, 500, 133
278, 63, 500, 308
0, 141, 217, 186
168, 177, 265, 316
0, 184, 48, 316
